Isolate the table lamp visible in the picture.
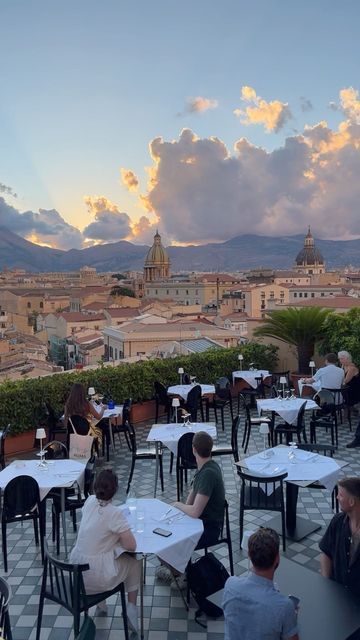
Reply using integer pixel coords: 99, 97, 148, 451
36, 427, 47, 467
238, 354, 244, 371
178, 367, 184, 385
172, 397, 180, 423
279, 376, 287, 398
309, 361, 315, 376
259, 422, 270, 458
88, 386, 95, 398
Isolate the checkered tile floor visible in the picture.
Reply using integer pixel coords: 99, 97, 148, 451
4, 406, 360, 639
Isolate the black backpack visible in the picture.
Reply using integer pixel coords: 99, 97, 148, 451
187, 553, 229, 625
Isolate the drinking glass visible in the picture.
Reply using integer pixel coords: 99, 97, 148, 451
136, 508, 145, 533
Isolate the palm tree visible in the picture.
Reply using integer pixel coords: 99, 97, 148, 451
254, 307, 333, 373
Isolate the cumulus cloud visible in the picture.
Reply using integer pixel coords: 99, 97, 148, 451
234, 85, 292, 132
83, 195, 132, 242
186, 96, 219, 113
138, 88, 360, 242
120, 168, 139, 191
300, 97, 313, 112
131, 215, 158, 243
0, 197, 83, 249
0, 183, 17, 197
339, 87, 360, 122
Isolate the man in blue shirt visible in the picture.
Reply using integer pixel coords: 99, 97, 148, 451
222, 527, 299, 640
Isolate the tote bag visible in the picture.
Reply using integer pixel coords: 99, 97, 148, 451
69, 417, 94, 462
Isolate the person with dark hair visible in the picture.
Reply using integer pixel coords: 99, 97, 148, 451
302, 352, 344, 392
222, 528, 299, 640
320, 477, 360, 597
64, 382, 106, 436
70, 469, 141, 633
174, 431, 225, 548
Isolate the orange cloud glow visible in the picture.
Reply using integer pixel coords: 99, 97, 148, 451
234, 85, 292, 132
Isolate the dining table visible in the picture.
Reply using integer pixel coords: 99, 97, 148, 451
146, 422, 217, 496
0, 458, 85, 555
232, 369, 270, 388
167, 383, 215, 401
208, 556, 360, 640
122, 497, 203, 638
238, 444, 345, 541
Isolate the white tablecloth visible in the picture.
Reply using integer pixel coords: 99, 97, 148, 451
232, 370, 270, 388
257, 398, 318, 425
0, 459, 85, 501
129, 498, 203, 573
241, 445, 340, 491
167, 384, 215, 401
103, 405, 123, 419
147, 422, 217, 455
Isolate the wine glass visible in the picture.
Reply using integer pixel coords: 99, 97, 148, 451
277, 389, 282, 401
285, 390, 290, 401
288, 441, 298, 463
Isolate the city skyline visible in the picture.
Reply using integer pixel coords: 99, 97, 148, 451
1, 1, 360, 250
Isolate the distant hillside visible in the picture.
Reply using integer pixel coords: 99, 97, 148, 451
0, 226, 359, 272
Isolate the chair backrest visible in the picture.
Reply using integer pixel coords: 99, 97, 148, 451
230, 415, 241, 463
3, 475, 41, 518
44, 402, 61, 428
182, 372, 191, 385
177, 432, 196, 468
322, 387, 345, 406
215, 377, 231, 399
0, 576, 12, 640
298, 443, 336, 457
41, 540, 89, 613
237, 468, 288, 510
185, 385, 202, 416
122, 399, 132, 425
68, 415, 90, 435
43, 440, 68, 460
75, 616, 96, 640
84, 455, 96, 497
296, 401, 307, 429
154, 381, 168, 404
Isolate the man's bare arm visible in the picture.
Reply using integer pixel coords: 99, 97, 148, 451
174, 493, 209, 518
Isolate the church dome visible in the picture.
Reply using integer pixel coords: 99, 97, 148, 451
145, 231, 170, 265
295, 227, 324, 266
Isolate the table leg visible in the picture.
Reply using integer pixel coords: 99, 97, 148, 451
153, 441, 159, 498
140, 556, 144, 639
108, 417, 115, 452
61, 487, 68, 557
267, 482, 322, 542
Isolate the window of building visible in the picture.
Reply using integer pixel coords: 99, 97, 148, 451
299, 293, 303, 297
166, 290, 169, 295
186, 290, 189, 295
155, 289, 158, 295
109, 346, 113, 358
280, 291, 284, 297
294, 292, 297, 297
176, 289, 179, 295
27, 302, 31, 308
195, 289, 198, 295
40, 301, 43, 309
304, 293, 308, 298
311, 292, 315, 297
114, 348, 118, 360
321, 292, 325, 297
94, 325, 99, 330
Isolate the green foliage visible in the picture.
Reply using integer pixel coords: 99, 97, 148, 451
112, 273, 126, 280
254, 306, 333, 373
110, 286, 135, 298
319, 308, 360, 366
0, 342, 278, 435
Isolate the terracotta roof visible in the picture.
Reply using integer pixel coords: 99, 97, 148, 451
59, 312, 105, 322
81, 302, 105, 310
105, 308, 139, 318
289, 297, 360, 309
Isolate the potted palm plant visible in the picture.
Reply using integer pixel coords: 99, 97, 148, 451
253, 307, 333, 378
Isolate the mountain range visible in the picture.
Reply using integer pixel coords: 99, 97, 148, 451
0, 226, 360, 273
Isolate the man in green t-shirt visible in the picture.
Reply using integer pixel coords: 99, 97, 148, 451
174, 431, 225, 548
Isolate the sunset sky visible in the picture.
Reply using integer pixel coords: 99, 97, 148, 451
1, 0, 360, 250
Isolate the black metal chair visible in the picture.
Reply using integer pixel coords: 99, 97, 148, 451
0, 576, 13, 639
297, 443, 339, 512
323, 387, 351, 432
239, 395, 272, 453
184, 385, 204, 422
43, 440, 68, 460
310, 389, 338, 446
51, 456, 96, 555
237, 468, 288, 551
1, 475, 45, 572
154, 383, 172, 423
237, 376, 265, 411
206, 377, 234, 431
75, 616, 96, 640
110, 398, 132, 451
274, 401, 307, 445
0, 425, 10, 470
36, 541, 129, 640
176, 432, 197, 501
125, 408, 164, 495
44, 402, 67, 442
211, 415, 240, 463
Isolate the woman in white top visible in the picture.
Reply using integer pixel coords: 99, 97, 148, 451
70, 469, 141, 633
